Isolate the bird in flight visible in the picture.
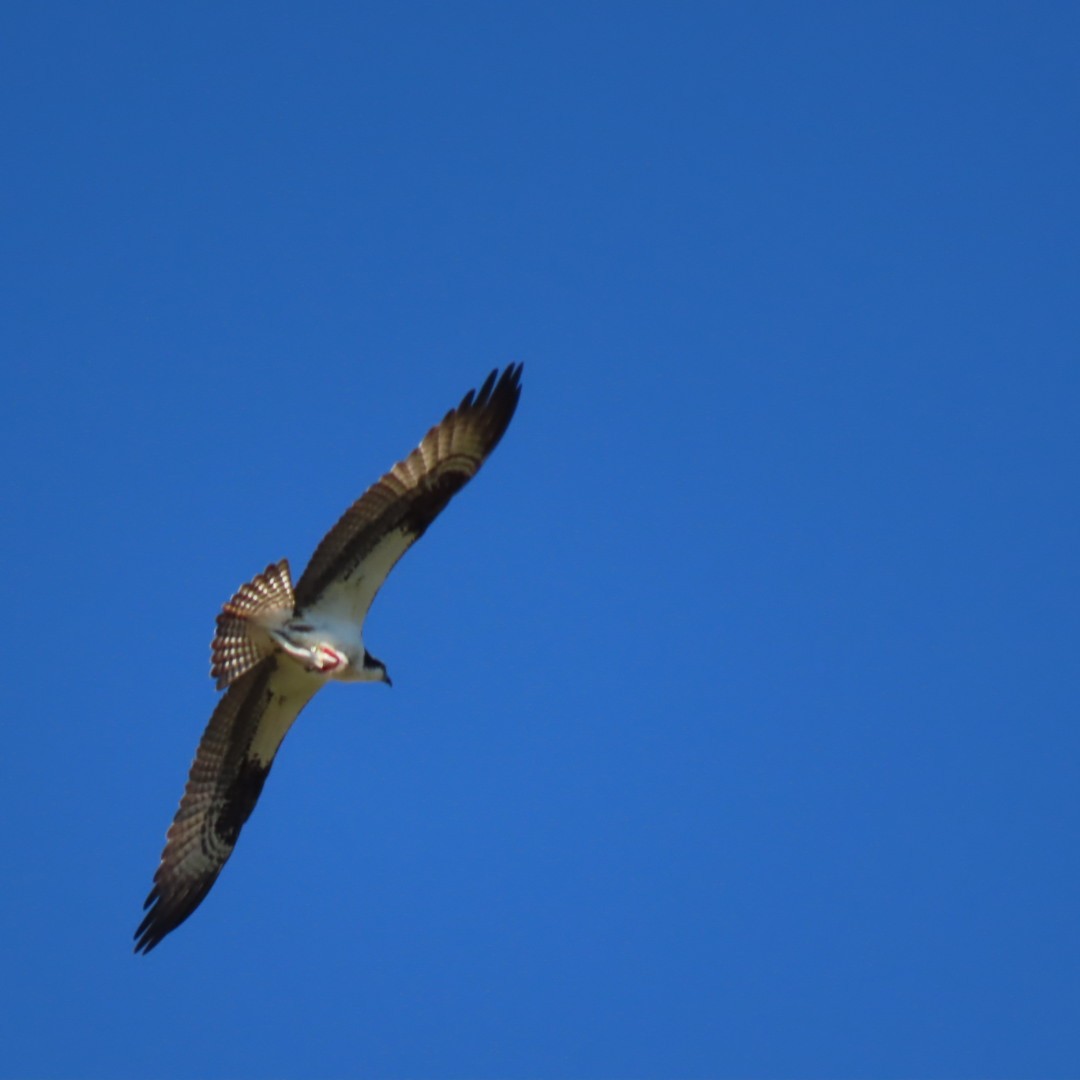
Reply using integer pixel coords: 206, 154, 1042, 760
134, 364, 523, 953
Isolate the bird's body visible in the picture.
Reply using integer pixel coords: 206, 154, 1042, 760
269, 612, 369, 680
135, 365, 523, 953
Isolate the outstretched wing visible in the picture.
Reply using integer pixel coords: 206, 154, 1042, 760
134, 659, 320, 953
293, 363, 523, 618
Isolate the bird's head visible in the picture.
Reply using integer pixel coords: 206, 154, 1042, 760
362, 650, 392, 687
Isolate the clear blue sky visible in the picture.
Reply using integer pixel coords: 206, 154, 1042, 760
1, 3, 1077, 1077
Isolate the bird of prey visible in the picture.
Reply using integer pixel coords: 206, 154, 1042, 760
134, 365, 523, 953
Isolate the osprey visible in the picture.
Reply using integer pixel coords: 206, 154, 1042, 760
135, 365, 523, 953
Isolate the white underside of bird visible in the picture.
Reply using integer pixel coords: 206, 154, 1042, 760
267, 612, 381, 683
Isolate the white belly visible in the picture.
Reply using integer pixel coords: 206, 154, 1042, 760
270, 614, 366, 681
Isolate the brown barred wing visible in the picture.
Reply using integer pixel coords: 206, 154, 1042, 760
134, 659, 319, 953
293, 364, 523, 620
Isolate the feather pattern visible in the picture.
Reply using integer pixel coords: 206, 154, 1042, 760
293, 363, 523, 619
135, 658, 320, 953
211, 559, 296, 689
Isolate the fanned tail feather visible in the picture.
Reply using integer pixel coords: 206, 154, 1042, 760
211, 559, 295, 689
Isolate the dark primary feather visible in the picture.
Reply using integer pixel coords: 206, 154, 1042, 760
293, 363, 523, 610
